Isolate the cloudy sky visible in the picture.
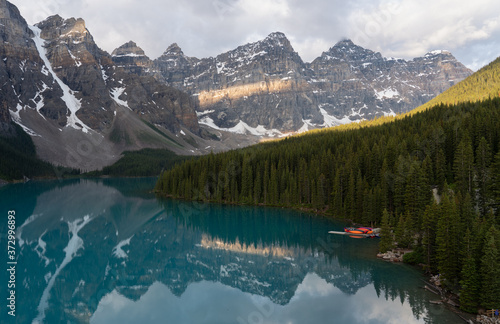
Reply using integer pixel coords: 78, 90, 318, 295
10, 0, 500, 71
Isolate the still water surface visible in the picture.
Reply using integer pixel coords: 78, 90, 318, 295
0, 178, 462, 324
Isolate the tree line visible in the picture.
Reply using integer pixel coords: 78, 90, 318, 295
86, 148, 189, 177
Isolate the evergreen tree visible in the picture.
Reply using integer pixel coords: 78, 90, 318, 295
459, 228, 480, 313
475, 137, 491, 216
436, 193, 460, 285
490, 152, 500, 213
453, 134, 474, 196
270, 163, 278, 204
480, 226, 500, 310
404, 161, 429, 232
332, 171, 344, 218
394, 157, 408, 215
435, 148, 447, 193
422, 201, 439, 272
395, 213, 412, 248
379, 209, 393, 253
346, 172, 356, 220
253, 169, 262, 203
241, 158, 253, 202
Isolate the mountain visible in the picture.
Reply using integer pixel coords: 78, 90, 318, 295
146, 34, 472, 134
0, 0, 62, 137
0, 1, 209, 172
152, 32, 319, 134
308, 41, 471, 121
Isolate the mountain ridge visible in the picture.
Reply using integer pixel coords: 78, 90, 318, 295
113, 32, 472, 134
0, 2, 213, 172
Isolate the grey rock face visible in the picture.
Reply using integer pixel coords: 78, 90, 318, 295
112, 41, 153, 76
35, 15, 199, 134
152, 32, 322, 132
0, 2, 67, 134
150, 34, 472, 133
308, 40, 472, 121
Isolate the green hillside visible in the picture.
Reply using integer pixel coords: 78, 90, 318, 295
411, 56, 500, 114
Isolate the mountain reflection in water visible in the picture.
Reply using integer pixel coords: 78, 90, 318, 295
0, 178, 461, 324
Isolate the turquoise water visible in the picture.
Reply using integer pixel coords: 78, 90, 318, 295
0, 178, 463, 324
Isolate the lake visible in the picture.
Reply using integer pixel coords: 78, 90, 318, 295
0, 178, 463, 324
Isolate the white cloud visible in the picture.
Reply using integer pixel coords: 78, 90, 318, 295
346, 0, 500, 69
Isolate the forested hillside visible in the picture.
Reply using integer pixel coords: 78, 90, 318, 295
413, 56, 500, 113
156, 98, 500, 312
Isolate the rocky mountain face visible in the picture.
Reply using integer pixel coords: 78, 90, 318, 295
0, 0, 66, 137
34, 15, 199, 134
153, 32, 321, 133
0, 0, 203, 170
308, 40, 471, 122
111, 40, 153, 76
146, 34, 472, 134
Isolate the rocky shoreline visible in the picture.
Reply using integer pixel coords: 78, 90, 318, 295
476, 315, 500, 324
376, 248, 413, 262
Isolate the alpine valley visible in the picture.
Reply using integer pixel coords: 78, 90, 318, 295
0, 0, 471, 175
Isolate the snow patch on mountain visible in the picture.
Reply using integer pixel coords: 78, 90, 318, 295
319, 107, 352, 127
110, 87, 130, 110
375, 88, 400, 100
10, 104, 41, 137
196, 110, 215, 117
199, 116, 283, 137
68, 49, 82, 67
29, 25, 90, 133
112, 53, 145, 58
298, 119, 314, 133
426, 50, 450, 56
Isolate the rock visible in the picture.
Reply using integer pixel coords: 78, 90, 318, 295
35, 14, 115, 130
149, 33, 472, 134
111, 41, 153, 76
0, 1, 67, 132
154, 32, 319, 132
476, 315, 500, 324
377, 249, 405, 262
